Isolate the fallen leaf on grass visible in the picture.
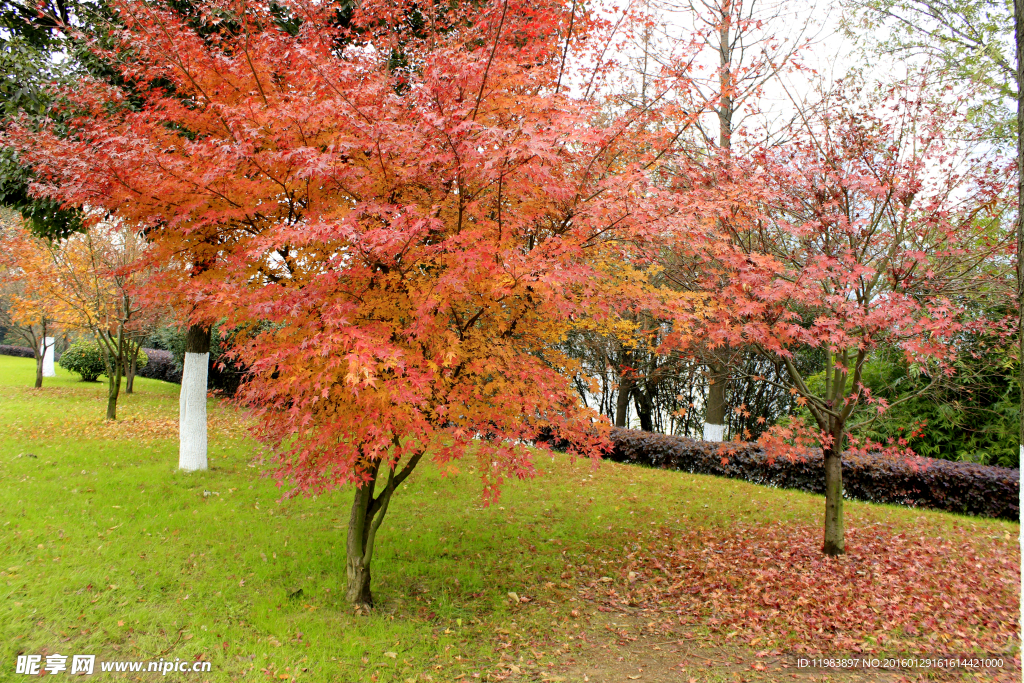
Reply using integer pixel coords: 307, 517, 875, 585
613, 522, 1020, 658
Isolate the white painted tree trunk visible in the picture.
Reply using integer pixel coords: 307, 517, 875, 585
178, 352, 209, 471
41, 337, 56, 377
703, 422, 725, 442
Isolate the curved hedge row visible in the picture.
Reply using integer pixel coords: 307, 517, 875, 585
604, 428, 1019, 521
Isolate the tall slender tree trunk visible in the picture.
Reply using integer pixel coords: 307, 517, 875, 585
34, 336, 44, 389
822, 426, 845, 556
703, 363, 727, 441
1013, 0, 1022, 486
705, 1, 735, 444
615, 374, 634, 428
179, 324, 211, 471
634, 387, 654, 432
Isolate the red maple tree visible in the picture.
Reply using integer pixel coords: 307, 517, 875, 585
679, 77, 1016, 555
10, 0, 707, 603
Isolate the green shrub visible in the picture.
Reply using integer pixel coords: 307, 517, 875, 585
59, 340, 107, 382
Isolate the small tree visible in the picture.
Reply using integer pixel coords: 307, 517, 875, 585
7, 220, 152, 418
694, 78, 1015, 555
0, 215, 61, 387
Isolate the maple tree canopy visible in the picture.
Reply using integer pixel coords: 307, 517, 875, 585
10, 0, 702, 498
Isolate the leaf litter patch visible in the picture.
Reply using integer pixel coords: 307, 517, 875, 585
578, 521, 1019, 668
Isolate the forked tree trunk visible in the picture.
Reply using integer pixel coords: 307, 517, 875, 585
105, 331, 125, 420
703, 363, 727, 442
346, 476, 378, 606
179, 324, 211, 471
344, 450, 423, 608
822, 440, 845, 556
34, 350, 44, 389
125, 341, 142, 394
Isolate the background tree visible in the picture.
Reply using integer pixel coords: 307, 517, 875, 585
1, 0, 254, 469
0, 216, 61, 388
844, 0, 1022, 480
0, 0, 105, 238
652, 0, 817, 441
691, 77, 1015, 555
7, 220, 151, 418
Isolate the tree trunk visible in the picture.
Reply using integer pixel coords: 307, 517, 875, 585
634, 388, 654, 432
346, 475, 378, 607
106, 365, 121, 420
343, 450, 422, 608
707, 2, 734, 443
703, 363, 727, 441
125, 342, 141, 394
126, 357, 135, 394
614, 374, 634, 428
32, 324, 46, 388
106, 331, 124, 421
822, 440, 845, 556
41, 336, 55, 378
179, 324, 211, 471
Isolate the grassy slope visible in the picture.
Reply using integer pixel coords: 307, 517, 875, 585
0, 355, 1018, 682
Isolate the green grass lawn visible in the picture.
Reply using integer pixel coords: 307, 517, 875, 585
0, 355, 1019, 682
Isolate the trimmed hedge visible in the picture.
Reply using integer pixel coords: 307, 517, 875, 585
0, 344, 36, 359
603, 428, 1019, 521
134, 348, 182, 384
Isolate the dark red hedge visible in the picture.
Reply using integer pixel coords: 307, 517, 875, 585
543, 428, 1019, 521
133, 349, 182, 383
0, 344, 36, 358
